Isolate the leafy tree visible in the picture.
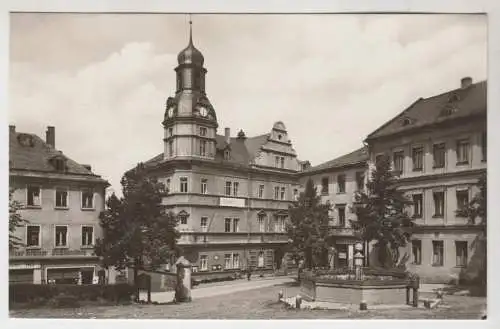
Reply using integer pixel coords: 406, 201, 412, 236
9, 188, 28, 251
95, 163, 180, 297
351, 154, 414, 268
286, 178, 330, 270
455, 172, 486, 288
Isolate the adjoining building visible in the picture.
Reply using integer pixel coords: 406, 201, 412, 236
138, 23, 304, 274
365, 77, 487, 283
9, 125, 110, 284
299, 147, 368, 269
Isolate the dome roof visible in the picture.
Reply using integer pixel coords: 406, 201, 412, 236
177, 22, 204, 66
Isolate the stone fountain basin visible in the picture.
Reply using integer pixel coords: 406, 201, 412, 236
301, 277, 409, 306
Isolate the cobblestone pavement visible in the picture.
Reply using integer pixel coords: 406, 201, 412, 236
10, 283, 486, 319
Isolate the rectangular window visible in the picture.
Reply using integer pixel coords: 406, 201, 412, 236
321, 177, 329, 194
81, 188, 94, 209
413, 194, 423, 218
199, 140, 207, 156
199, 127, 207, 137
233, 218, 239, 232
456, 241, 468, 267
55, 189, 68, 208
27, 186, 41, 207
280, 217, 286, 232
433, 143, 446, 168
179, 215, 187, 225
168, 128, 173, 137
338, 206, 346, 227
275, 156, 280, 168
224, 254, 232, 269
233, 254, 240, 269
456, 189, 469, 212
293, 188, 299, 201
280, 187, 286, 200
224, 218, 231, 233
200, 217, 208, 232
274, 186, 280, 200
180, 177, 188, 193
81, 226, 94, 246
258, 185, 264, 198
200, 255, 208, 271
274, 218, 279, 232
412, 240, 422, 265
201, 178, 208, 194
481, 131, 487, 161
258, 215, 265, 232
280, 157, 285, 169
337, 174, 346, 193
432, 240, 444, 266
26, 225, 40, 247
456, 139, 470, 164
225, 181, 232, 196
356, 172, 365, 191
393, 151, 404, 173
166, 179, 171, 193
168, 140, 173, 157
258, 251, 265, 268
412, 146, 423, 171
55, 226, 68, 247
233, 182, 239, 197
224, 150, 231, 160
433, 191, 445, 217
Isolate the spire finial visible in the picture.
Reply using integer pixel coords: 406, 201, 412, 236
188, 14, 193, 45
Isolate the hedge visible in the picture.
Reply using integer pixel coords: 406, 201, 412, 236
9, 283, 135, 305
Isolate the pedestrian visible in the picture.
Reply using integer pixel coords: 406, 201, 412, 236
247, 268, 252, 281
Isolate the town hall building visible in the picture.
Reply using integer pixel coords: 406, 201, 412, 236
139, 23, 305, 274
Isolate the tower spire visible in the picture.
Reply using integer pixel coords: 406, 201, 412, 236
189, 14, 193, 45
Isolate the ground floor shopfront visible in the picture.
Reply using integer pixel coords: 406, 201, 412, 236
8, 258, 116, 285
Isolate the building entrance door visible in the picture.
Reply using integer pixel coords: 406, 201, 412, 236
81, 268, 94, 284
336, 244, 348, 268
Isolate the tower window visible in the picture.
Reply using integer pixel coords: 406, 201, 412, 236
180, 177, 188, 193
199, 127, 207, 137
168, 140, 174, 157
199, 140, 207, 156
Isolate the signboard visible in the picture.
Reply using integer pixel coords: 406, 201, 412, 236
219, 197, 245, 208
9, 263, 41, 270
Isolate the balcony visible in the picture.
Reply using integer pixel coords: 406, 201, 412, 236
328, 226, 357, 237
9, 248, 97, 259
178, 232, 289, 246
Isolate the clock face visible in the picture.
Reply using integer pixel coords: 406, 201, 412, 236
199, 107, 208, 117
167, 107, 175, 118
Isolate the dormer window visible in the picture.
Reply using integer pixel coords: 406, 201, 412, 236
54, 159, 65, 171
402, 117, 413, 126
17, 134, 35, 147
440, 107, 458, 117
448, 92, 461, 103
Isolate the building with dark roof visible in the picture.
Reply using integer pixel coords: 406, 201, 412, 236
365, 77, 487, 283
299, 147, 369, 269
9, 125, 110, 284
137, 23, 304, 274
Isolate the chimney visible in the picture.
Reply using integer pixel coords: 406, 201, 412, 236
224, 127, 230, 144
461, 77, 473, 89
46, 126, 55, 148
9, 125, 15, 133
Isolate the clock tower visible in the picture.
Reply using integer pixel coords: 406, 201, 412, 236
163, 20, 218, 161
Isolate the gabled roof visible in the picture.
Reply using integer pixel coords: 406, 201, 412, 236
366, 80, 487, 140
144, 132, 272, 169
304, 146, 368, 174
9, 130, 107, 182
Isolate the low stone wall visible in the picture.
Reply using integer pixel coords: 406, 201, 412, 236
301, 277, 408, 306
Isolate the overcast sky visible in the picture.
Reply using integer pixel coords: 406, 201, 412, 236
9, 13, 487, 196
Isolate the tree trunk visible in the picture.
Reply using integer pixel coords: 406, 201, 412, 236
133, 258, 139, 302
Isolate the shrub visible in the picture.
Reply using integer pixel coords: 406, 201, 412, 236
9, 283, 135, 306
47, 293, 80, 308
